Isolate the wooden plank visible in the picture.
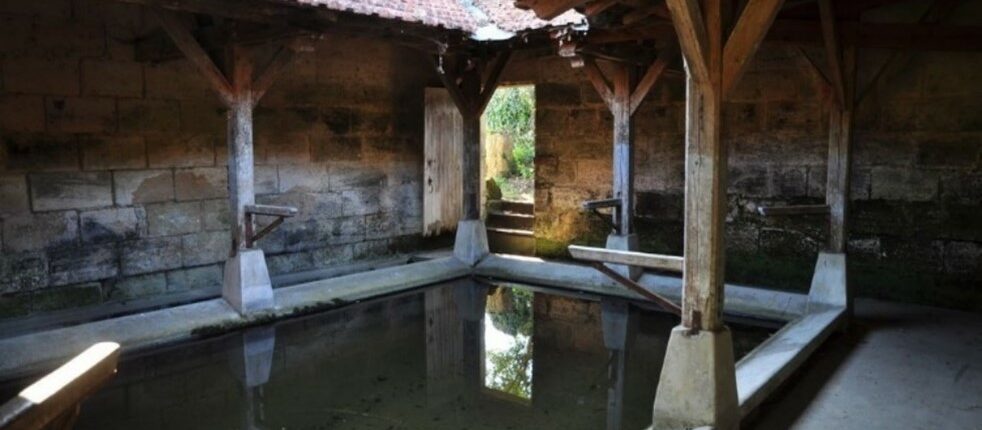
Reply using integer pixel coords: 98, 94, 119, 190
630, 47, 677, 114
665, 0, 711, 85
721, 0, 785, 99
0, 343, 119, 430
582, 198, 621, 210
245, 204, 298, 217
583, 58, 615, 110
569, 245, 684, 272
757, 204, 830, 216
155, 10, 234, 104
252, 44, 296, 103
818, 0, 846, 109
423, 88, 464, 236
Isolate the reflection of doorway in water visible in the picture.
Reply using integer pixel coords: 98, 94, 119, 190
483, 286, 534, 401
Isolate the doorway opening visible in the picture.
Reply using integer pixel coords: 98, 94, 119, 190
482, 85, 536, 255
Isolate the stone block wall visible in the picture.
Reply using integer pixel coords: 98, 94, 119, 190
0, 0, 429, 319
505, 36, 982, 310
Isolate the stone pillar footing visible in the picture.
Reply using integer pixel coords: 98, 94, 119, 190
606, 233, 642, 280
223, 248, 274, 315
652, 326, 739, 430
453, 219, 490, 266
807, 251, 849, 313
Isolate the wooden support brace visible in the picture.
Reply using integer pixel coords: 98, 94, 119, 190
244, 204, 298, 248
252, 44, 296, 102
155, 10, 234, 105
583, 57, 615, 111
818, 0, 847, 109
721, 0, 786, 99
591, 262, 683, 317
630, 47, 677, 114
665, 0, 711, 86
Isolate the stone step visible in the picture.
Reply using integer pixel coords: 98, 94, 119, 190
487, 211, 535, 230
487, 227, 535, 255
487, 199, 534, 216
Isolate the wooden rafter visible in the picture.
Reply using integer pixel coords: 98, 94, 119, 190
630, 47, 677, 114
721, 0, 786, 99
477, 50, 513, 114
583, 57, 615, 110
252, 44, 296, 101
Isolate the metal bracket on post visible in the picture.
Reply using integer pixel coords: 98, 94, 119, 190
244, 204, 298, 249
582, 198, 622, 234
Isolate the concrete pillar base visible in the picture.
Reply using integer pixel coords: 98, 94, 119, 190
652, 326, 739, 430
454, 220, 490, 266
807, 252, 849, 313
606, 233, 642, 280
223, 248, 274, 315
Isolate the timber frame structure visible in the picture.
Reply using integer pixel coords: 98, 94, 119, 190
0, 0, 978, 429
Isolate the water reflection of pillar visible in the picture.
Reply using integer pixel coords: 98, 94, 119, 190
424, 281, 489, 400
230, 326, 276, 430
602, 299, 635, 430
456, 281, 489, 388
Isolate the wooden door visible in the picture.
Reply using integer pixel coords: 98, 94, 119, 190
423, 88, 463, 236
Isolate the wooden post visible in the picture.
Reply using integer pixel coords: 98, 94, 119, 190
611, 65, 634, 235
654, 1, 784, 428
826, 48, 857, 253
226, 43, 256, 253
680, 0, 725, 332
432, 52, 510, 222
156, 11, 303, 314
461, 113, 482, 221
431, 51, 510, 265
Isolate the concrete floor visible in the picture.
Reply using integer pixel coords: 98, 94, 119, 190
749, 299, 982, 430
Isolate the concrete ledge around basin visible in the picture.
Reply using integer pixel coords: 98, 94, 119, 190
736, 307, 846, 417
475, 254, 808, 321
0, 257, 471, 379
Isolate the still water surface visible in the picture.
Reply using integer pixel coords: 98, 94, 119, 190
1, 280, 777, 430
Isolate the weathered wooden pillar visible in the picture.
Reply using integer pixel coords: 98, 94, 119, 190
157, 12, 301, 315
432, 52, 511, 266
611, 67, 634, 238
581, 51, 674, 280
221, 42, 273, 315
461, 114, 483, 221
654, 0, 784, 428
809, 1, 857, 313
